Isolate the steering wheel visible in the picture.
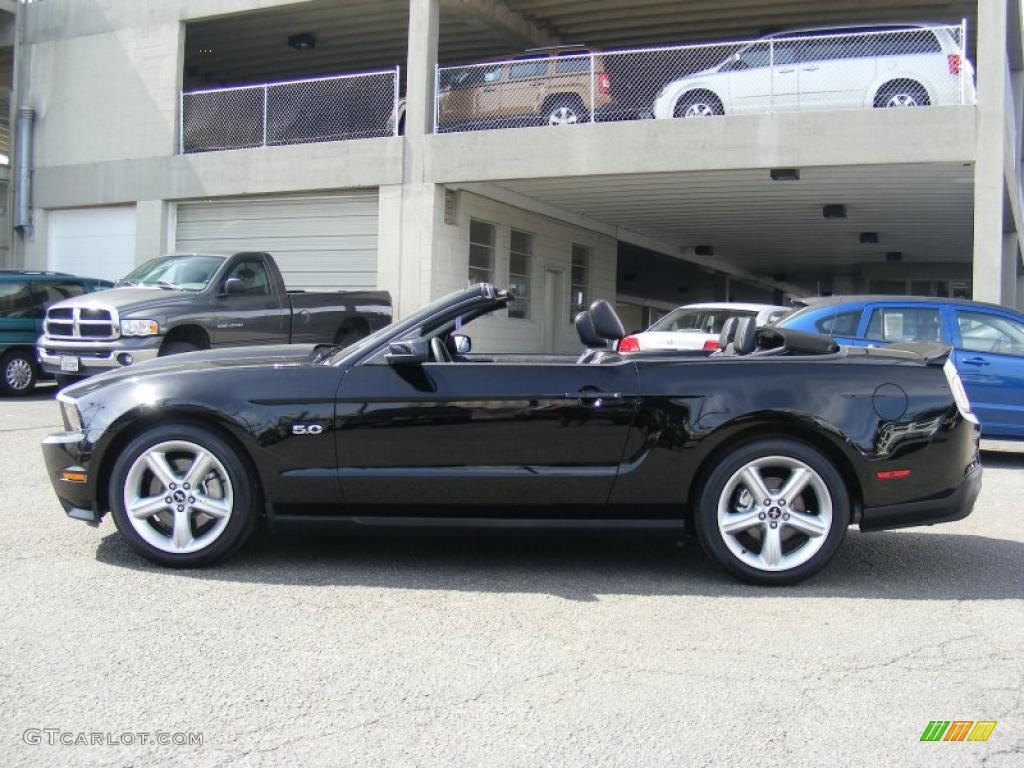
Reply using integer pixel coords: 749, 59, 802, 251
430, 337, 452, 363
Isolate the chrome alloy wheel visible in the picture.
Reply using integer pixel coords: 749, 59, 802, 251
547, 106, 580, 125
5, 357, 33, 391
683, 101, 717, 117
716, 456, 833, 572
885, 92, 920, 107
123, 440, 233, 555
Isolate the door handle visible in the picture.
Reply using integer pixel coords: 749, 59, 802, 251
567, 391, 623, 407
776, 68, 796, 74
962, 357, 990, 366
483, 87, 497, 92
801, 65, 820, 71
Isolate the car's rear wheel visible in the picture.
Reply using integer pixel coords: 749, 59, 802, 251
544, 96, 585, 125
674, 91, 724, 118
1, 349, 38, 396
109, 424, 258, 567
874, 80, 930, 108
694, 438, 849, 585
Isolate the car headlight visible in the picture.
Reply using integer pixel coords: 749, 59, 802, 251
57, 393, 83, 432
120, 319, 160, 337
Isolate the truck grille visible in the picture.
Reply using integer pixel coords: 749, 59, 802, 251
44, 306, 118, 340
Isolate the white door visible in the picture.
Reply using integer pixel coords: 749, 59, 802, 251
729, 39, 799, 113
543, 269, 564, 353
797, 34, 877, 110
47, 206, 137, 282
175, 192, 379, 291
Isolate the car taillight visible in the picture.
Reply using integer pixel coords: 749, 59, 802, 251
703, 339, 720, 351
618, 335, 639, 353
597, 71, 611, 94
948, 53, 961, 75
943, 358, 978, 424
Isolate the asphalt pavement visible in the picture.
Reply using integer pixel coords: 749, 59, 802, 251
1, 387, 1021, 767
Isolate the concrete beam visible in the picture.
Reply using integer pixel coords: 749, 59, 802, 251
32, 138, 404, 208
427, 108, 976, 183
440, 0, 559, 50
0, 0, 16, 17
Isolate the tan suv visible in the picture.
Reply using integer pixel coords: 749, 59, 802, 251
435, 48, 612, 130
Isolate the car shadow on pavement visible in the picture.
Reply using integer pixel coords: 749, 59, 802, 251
94, 526, 1024, 602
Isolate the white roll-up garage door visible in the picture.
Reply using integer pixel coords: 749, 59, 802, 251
48, 206, 137, 282
175, 192, 378, 290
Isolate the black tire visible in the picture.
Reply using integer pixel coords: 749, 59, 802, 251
693, 438, 850, 586
874, 80, 930, 108
674, 91, 724, 118
0, 349, 38, 396
160, 340, 200, 356
542, 96, 586, 126
109, 423, 259, 567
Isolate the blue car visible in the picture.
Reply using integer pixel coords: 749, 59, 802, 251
778, 296, 1024, 440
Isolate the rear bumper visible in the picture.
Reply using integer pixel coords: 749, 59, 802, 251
859, 462, 982, 532
37, 336, 161, 376
41, 431, 100, 525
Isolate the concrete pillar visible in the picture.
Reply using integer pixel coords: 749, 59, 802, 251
972, 0, 1016, 305
135, 200, 171, 266
375, 0, 443, 319
1004, 233, 1021, 306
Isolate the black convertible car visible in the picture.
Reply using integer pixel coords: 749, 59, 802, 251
42, 284, 981, 585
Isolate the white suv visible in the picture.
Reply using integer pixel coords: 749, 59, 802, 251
653, 23, 975, 119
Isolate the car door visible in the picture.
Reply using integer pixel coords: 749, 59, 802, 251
856, 303, 945, 348
0, 280, 37, 346
796, 32, 877, 110
505, 58, 549, 123
212, 257, 288, 346
728, 39, 799, 113
951, 309, 1024, 437
334, 357, 639, 509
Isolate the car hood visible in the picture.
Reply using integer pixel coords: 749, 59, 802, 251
63, 344, 325, 398
50, 286, 198, 315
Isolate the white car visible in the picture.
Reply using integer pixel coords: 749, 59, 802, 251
652, 23, 975, 119
618, 303, 789, 353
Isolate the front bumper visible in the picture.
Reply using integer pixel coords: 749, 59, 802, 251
37, 336, 161, 376
859, 461, 982, 532
41, 431, 100, 525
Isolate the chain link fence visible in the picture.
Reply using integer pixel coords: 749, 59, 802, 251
434, 24, 971, 134
181, 68, 399, 153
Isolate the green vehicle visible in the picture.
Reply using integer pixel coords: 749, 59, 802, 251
0, 271, 113, 396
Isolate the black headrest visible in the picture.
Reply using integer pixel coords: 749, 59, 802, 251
718, 317, 738, 349
756, 327, 839, 355
733, 317, 757, 355
589, 299, 625, 341
574, 311, 606, 348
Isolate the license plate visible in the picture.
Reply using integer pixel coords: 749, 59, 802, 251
60, 356, 80, 373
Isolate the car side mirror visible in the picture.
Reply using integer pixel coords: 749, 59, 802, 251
221, 277, 245, 296
386, 339, 429, 365
451, 334, 471, 355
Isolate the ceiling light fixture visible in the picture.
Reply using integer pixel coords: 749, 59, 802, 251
770, 168, 800, 181
859, 232, 879, 244
822, 204, 847, 219
288, 33, 316, 51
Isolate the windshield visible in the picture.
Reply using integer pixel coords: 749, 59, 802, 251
326, 285, 501, 365
118, 255, 225, 291
650, 308, 758, 334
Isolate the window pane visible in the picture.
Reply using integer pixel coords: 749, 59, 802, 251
510, 229, 531, 255
228, 260, 271, 295
814, 309, 861, 336
470, 219, 495, 246
0, 282, 34, 318
34, 282, 86, 307
509, 59, 548, 79
509, 252, 528, 276
469, 243, 493, 270
876, 30, 941, 56
865, 307, 941, 342
554, 54, 590, 74
957, 311, 1024, 356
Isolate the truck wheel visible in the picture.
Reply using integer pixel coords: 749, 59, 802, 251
693, 438, 849, 586
109, 423, 258, 567
160, 341, 200, 356
1, 349, 38, 396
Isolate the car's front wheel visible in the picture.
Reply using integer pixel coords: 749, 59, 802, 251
674, 90, 724, 118
109, 424, 258, 567
1, 349, 38, 396
694, 438, 849, 585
